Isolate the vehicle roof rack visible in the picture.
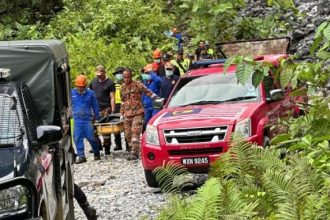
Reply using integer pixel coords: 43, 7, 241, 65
215, 37, 290, 57
191, 59, 227, 69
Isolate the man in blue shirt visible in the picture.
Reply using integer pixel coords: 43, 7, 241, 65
160, 62, 179, 103
72, 74, 101, 164
142, 64, 161, 129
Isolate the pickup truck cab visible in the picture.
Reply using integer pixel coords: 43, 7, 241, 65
141, 53, 301, 187
0, 40, 74, 219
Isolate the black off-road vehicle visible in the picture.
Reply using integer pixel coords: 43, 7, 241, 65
0, 40, 74, 219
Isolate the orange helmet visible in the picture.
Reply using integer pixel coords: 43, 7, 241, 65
152, 49, 161, 59
144, 64, 153, 72
75, 74, 87, 87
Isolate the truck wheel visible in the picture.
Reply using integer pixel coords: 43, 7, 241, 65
144, 169, 158, 187
263, 136, 270, 148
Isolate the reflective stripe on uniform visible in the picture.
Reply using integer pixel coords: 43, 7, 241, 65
115, 83, 121, 104
171, 59, 190, 76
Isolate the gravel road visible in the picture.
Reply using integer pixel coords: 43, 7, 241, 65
73, 149, 167, 220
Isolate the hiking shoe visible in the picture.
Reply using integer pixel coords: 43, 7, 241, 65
89, 149, 94, 153
76, 157, 87, 164
94, 156, 101, 160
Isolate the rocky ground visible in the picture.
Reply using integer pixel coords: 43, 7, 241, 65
73, 146, 167, 220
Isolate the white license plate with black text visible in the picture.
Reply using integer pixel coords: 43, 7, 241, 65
181, 157, 209, 165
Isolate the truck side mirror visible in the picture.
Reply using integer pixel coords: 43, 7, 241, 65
153, 98, 165, 109
269, 89, 284, 101
36, 125, 63, 145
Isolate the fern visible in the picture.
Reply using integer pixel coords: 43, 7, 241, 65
153, 161, 189, 194
217, 179, 258, 219
156, 195, 189, 220
184, 178, 221, 220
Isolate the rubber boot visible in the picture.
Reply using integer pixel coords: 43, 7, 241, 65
79, 202, 97, 220
125, 139, 130, 152
103, 135, 111, 155
113, 133, 122, 151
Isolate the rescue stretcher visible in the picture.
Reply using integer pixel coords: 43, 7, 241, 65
94, 113, 123, 135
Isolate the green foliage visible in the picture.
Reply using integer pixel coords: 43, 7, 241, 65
270, 22, 330, 174
224, 56, 271, 87
171, 0, 294, 48
0, 0, 63, 39
153, 161, 189, 194
1, 0, 175, 80
158, 139, 330, 219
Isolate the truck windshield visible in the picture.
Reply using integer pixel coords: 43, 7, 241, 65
0, 94, 23, 145
168, 73, 260, 108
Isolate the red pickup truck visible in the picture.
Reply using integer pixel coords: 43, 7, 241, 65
141, 39, 301, 187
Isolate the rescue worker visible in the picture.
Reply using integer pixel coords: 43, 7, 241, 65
171, 49, 190, 76
205, 41, 215, 59
158, 53, 180, 77
89, 65, 115, 155
200, 49, 213, 60
113, 67, 129, 151
194, 40, 206, 61
171, 27, 184, 49
142, 64, 161, 130
152, 48, 162, 73
160, 62, 179, 102
120, 68, 159, 160
71, 74, 101, 163
187, 53, 195, 70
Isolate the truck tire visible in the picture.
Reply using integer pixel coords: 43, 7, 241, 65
144, 169, 158, 187
263, 136, 270, 148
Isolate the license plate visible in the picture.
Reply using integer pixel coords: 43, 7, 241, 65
181, 157, 209, 165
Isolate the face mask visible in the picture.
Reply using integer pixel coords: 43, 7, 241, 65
142, 74, 151, 81
154, 59, 161, 64
165, 70, 173, 77
115, 74, 123, 80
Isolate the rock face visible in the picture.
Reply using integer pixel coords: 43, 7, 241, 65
241, 0, 330, 60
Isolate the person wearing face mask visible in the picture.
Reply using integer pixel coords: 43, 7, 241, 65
71, 74, 101, 163
142, 64, 161, 130
152, 48, 162, 72
158, 53, 180, 77
160, 62, 179, 102
112, 67, 130, 151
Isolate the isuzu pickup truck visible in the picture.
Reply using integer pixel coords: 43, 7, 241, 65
141, 38, 302, 187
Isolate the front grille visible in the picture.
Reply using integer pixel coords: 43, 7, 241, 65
168, 147, 223, 156
164, 126, 227, 144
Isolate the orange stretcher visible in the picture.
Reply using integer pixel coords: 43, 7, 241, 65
94, 113, 123, 135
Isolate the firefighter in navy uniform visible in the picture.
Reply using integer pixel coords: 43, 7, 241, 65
171, 49, 190, 76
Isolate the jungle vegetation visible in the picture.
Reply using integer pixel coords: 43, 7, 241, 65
1, 0, 329, 218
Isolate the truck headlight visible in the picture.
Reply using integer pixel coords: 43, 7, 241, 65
145, 125, 160, 145
235, 118, 251, 138
0, 185, 28, 212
